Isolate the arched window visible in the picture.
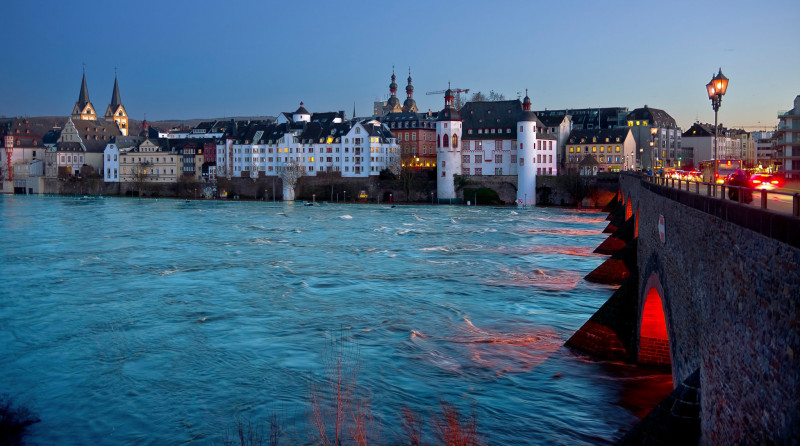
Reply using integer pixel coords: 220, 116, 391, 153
452, 134, 458, 148
443, 134, 449, 148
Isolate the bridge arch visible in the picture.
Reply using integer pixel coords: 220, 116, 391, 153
639, 273, 671, 367
625, 196, 633, 220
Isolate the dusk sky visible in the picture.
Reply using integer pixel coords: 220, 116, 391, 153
2, 0, 798, 130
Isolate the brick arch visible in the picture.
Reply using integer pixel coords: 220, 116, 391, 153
640, 274, 671, 367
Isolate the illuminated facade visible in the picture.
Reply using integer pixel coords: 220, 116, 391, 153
215, 103, 399, 179
379, 112, 437, 170
565, 128, 636, 172
626, 106, 681, 169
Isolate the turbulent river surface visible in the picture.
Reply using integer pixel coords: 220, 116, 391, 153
0, 195, 671, 445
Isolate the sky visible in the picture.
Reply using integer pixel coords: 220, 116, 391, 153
2, 0, 798, 131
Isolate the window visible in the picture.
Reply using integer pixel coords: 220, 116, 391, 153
495, 154, 502, 163
443, 134, 449, 148
511, 155, 517, 163
462, 155, 470, 163
495, 140, 502, 150
475, 155, 482, 163
592, 146, 597, 152
452, 134, 458, 148
519, 158, 524, 166
462, 167, 469, 175
616, 146, 620, 152
475, 168, 482, 175
495, 168, 503, 175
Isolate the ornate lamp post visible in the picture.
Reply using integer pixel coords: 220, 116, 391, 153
706, 68, 729, 168
650, 127, 658, 170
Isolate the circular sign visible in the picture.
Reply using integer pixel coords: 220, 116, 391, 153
658, 214, 665, 244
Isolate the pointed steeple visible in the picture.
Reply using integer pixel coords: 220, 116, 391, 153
72, 66, 97, 121
77, 71, 91, 109
104, 68, 128, 135
110, 74, 122, 108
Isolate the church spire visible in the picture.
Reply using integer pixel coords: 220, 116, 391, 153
110, 70, 122, 108
72, 66, 96, 121
77, 72, 91, 109
104, 68, 128, 135
402, 67, 418, 113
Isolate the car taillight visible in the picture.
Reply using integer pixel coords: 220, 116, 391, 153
770, 180, 779, 184
752, 179, 761, 184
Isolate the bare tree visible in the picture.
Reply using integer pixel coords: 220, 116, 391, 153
488, 90, 506, 101
469, 91, 488, 102
279, 156, 305, 201
128, 161, 151, 197
469, 91, 506, 102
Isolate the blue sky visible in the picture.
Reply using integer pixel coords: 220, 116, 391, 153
2, 0, 798, 130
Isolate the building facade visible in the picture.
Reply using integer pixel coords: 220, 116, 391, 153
379, 112, 437, 170
776, 95, 800, 179
626, 106, 682, 170
215, 103, 398, 180
565, 128, 636, 173
435, 90, 558, 203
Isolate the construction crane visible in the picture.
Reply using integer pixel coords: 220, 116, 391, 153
427, 87, 470, 110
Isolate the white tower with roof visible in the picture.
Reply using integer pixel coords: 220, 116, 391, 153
436, 86, 462, 201
517, 90, 538, 206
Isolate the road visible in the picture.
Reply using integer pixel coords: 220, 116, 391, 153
651, 177, 799, 216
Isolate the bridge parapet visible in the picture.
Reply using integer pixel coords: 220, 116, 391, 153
620, 173, 799, 443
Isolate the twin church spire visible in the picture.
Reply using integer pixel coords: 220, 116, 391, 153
71, 67, 129, 135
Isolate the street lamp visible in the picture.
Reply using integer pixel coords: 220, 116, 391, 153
650, 127, 658, 170
706, 68, 729, 168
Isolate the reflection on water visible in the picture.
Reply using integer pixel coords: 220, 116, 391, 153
0, 196, 670, 445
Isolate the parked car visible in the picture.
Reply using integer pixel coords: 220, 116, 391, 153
750, 173, 781, 190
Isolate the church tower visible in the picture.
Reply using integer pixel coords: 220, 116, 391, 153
104, 72, 129, 136
517, 90, 538, 206
383, 67, 403, 114
71, 69, 97, 121
402, 68, 418, 113
436, 85, 462, 201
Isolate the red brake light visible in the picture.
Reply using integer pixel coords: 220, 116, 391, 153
752, 179, 761, 184
770, 180, 779, 184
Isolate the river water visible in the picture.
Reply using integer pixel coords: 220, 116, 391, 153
0, 196, 671, 445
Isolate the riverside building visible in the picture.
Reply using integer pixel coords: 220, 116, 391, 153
435, 88, 557, 206
215, 103, 399, 179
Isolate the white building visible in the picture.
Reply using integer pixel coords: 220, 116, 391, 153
103, 143, 120, 182
215, 103, 399, 180
435, 90, 558, 203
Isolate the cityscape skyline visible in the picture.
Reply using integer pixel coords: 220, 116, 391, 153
2, 0, 798, 130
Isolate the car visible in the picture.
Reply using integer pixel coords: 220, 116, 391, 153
726, 170, 753, 203
749, 173, 781, 190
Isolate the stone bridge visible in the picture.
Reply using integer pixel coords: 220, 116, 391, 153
567, 173, 799, 444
